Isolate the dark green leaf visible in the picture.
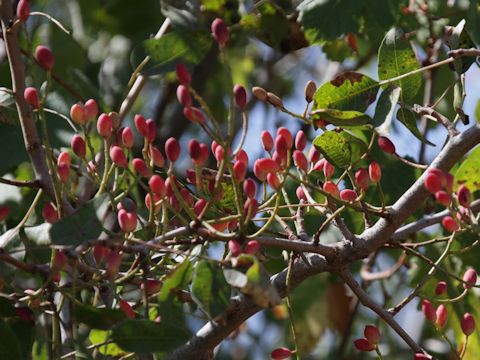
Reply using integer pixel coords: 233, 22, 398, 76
378, 28, 421, 103
372, 86, 401, 128
396, 107, 434, 146
312, 71, 378, 113
340, 130, 368, 164
131, 30, 212, 76
74, 305, 126, 330
111, 319, 190, 353
455, 146, 480, 192
158, 259, 192, 302
312, 130, 352, 168
448, 19, 477, 74
191, 260, 230, 318
0, 318, 22, 360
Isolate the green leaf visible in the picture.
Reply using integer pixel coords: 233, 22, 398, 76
312, 71, 378, 113
0, 92, 18, 125
455, 146, 480, 192
158, 259, 192, 302
396, 107, 435, 146
89, 330, 126, 357
297, 0, 361, 43
0, 318, 22, 360
322, 39, 354, 62
131, 30, 212, 76
312, 130, 352, 168
191, 260, 231, 318
340, 130, 368, 164
378, 28, 421, 103
22, 194, 109, 246
448, 19, 477, 74
111, 319, 190, 353
310, 109, 372, 126
74, 305, 126, 330
372, 86, 401, 128
453, 78, 469, 125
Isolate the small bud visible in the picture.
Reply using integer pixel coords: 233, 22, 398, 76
118, 209, 137, 233
236, 149, 248, 165
183, 106, 206, 124
165, 176, 179, 197
364, 325, 380, 345
442, 216, 459, 232
295, 131, 307, 151
304, 80, 316, 103
436, 305, 448, 328
57, 163, 70, 183
193, 198, 208, 217
188, 139, 201, 161
267, 92, 283, 108
243, 178, 257, 199
422, 299, 436, 322
252, 86, 268, 101
369, 161, 382, 183
245, 240, 260, 255
70, 103, 86, 125
71, 135, 86, 158
149, 146, 165, 168
323, 160, 335, 178
277, 128, 293, 149
353, 338, 375, 352
244, 198, 259, 218
121, 127, 134, 148
463, 268, 477, 289
134, 114, 148, 137
165, 137, 180, 162
211, 18, 229, 46
340, 189, 357, 202
0, 206, 10, 222
119, 300, 135, 319
34, 45, 55, 71
313, 159, 325, 172
97, 113, 112, 138
293, 150, 308, 172
214, 145, 224, 163
323, 181, 339, 197
145, 119, 156, 143
228, 240, 242, 257
57, 151, 71, 166
254, 158, 279, 181
176, 63, 191, 85
271, 347, 293, 360
42, 202, 59, 223
233, 84, 247, 109
17, 0, 30, 22
233, 161, 247, 182
106, 250, 121, 278
24, 87, 39, 109
435, 281, 447, 295
176, 85, 192, 107
109, 146, 128, 168
355, 168, 370, 191
457, 185, 471, 208
260, 130, 273, 152
309, 147, 320, 164
435, 191, 451, 207
132, 158, 151, 178
377, 136, 396, 154
267, 172, 281, 190
461, 312, 475, 336
84, 99, 98, 122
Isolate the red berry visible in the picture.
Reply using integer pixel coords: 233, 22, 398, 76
17, 0, 30, 22
109, 146, 128, 168
267, 172, 281, 190
236, 149, 248, 165
149, 146, 165, 168
134, 114, 148, 137
57, 163, 70, 183
119, 300, 135, 319
463, 268, 477, 289
435, 281, 447, 295
176, 85, 192, 107
197, 144, 209, 166
0, 206, 10, 222
436, 304, 448, 328
106, 250, 121, 278
340, 189, 357, 202
183, 106, 205, 124
118, 209, 137, 232
254, 158, 279, 181
424, 173, 443, 194
273, 150, 287, 170
143, 279, 162, 296
296, 186, 307, 201
355, 168, 370, 191
145, 119, 156, 143
24, 87, 39, 109
93, 245, 110, 265
261, 130, 274, 152
193, 198, 208, 217
422, 299, 436, 322
244, 198, 258, 217
461, 312, 475, 336
313, 159, 325, 172
132, 158, 150, 178
211, 18, 229, 46
84, 99, 98, 122
233, 161, 247, 181
442, 216, 459, 232
233, 84, 247, 109
214, 146, 224, 163
188, 139, 201, 161
353, 338, 375, 352
277, 127, 293, 149
414, 354, 431, 360
71, 135, 86, 158
323, 181, 339, 197
457, 185, 471, 208
165, 137, 180, 162
364, 325, 380, 345
295, 130, 307, 151
35, 45, 55, 71
228, 240, 242, 257
323, 160, 335, 178
148, 175, 165, 197
309, 146, 320, 164
377, 136, 396, 154
121, 127, 134, 148
97, 113, 112, 138
435, 191, 451, 207
176, 63, 191, 85
70, 103, 86, 125
57, 151, 71, 166
42, 202, 59, 223
245, 240, 260, 255
271, 347, 293, 360
274, 135, 288, 156
53, 251, 67, 270
293, 150, 308, 172
165, 176, 179, 197
243, 178, 257, 199
369, 161, 382, 183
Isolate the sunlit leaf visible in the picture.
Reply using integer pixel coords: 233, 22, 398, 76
455, 146, 480, 192
313, 130, 352, 168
